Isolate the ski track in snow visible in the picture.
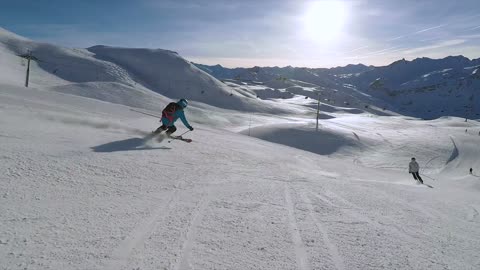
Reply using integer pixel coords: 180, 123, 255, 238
300, 190, 345, 270
301, 183, 452, 269
284, 183, 311, 270
320, 189, 398, 232
362, 184, 449, 221
307, 190, 337, 208
320, 183, 444, 234
316, 190, 416, 269
467, 206, 479, 222
175, 191, 212, 270
104, 190, 178, 270
2, 74, 480, 269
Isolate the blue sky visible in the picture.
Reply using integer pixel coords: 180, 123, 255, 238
2, 0, 480, 68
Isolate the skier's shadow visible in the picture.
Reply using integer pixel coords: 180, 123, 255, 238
91, 137, 170, 153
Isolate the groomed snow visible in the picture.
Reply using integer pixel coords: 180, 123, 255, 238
1, 27, 480, 270
2, 82, 480, 270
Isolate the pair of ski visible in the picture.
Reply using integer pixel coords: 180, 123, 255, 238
150, 132, 192, 143
167, 135, 192, 143
418, 182, 433, 188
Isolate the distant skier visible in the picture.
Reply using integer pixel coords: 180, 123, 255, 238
470, 168, 473, 175
409, 157, 423, 184
153, 98, 194, 136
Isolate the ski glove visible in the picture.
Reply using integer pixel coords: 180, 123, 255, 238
188, 126, 194, 131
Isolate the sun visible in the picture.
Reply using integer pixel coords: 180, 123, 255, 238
302, 0, 349, 44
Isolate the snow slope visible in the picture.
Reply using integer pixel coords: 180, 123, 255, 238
86, 45, 262, 111
2, 80, 480, 270
0, 27, 291, 114
2, 26, 480, 270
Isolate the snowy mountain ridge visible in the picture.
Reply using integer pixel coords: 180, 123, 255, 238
2, 26, 477, 120
0, 27, 290, 114
195, 56, 480, 119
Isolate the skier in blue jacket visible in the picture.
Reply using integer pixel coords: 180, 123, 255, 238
153, 98, 194, 136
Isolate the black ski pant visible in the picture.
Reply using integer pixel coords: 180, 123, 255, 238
411, 172, 423, 184
154, 125, 177, 135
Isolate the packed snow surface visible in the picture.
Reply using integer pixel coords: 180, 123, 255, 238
2, 83, 480, 270
1, 27, 480, 270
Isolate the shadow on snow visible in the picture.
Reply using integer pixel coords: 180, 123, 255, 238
91, 137, 170, 152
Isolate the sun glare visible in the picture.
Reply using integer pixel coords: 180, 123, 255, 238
302, 0, 348, 44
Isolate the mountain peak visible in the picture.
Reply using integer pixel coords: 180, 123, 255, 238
0, 27, 30, 42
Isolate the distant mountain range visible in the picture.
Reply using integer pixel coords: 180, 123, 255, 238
194, 56, 480, 119
1, 26, 478, 120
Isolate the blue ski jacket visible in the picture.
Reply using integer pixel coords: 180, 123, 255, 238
161, 103, 192, 129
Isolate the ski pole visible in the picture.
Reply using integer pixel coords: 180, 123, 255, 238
420, 173, 436, 181
168, 130, 190, 143
130, 108, 162, 118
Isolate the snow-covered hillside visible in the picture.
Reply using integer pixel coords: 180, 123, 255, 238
2, 78, 480, 270
195, 56, 480, 120
353, 57, 480, 119
0, 27, 293, 114
2, 26, 480, 270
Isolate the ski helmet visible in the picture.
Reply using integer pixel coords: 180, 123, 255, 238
178, 98, 188, 108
